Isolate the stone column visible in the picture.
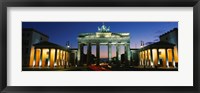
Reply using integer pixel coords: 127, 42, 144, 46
29, 46, 35, 67
62, 51, 65, 67
172, 48, 176, 68
146, 50, 148, 66
74, 51, 77, 67
124, 44, 127, 60
108, 43, 112, 63
142, 51, 144, 66
54, 49, 57, 67
60, 50, 63, 67
165, 48, 169, 68
146, 49, 149, 66
116, 43, 120, 62
139, 52, 141, 65
41, 49, 46, 68
77, 43, 83, 66
140, 50, 144, 66
47, 48, 53, 68
148, 50, 150, 66
150, 49, 154, 68
80, 44, 84, 65
96, 42, 100, 66
127, 43, 131, 61
157, 49, 160, 67
50, 48, 55, 69
35, 48, 40, 67
65, 51, 68, 68
33, 48, 37, 67
125, 43, 131, 65
64, 51, 67, 68
87, 43, 92, 65
139, 51, 141, 65
57, 49, 60, 67
144, 50, 146, 66
77, 43, 81, 65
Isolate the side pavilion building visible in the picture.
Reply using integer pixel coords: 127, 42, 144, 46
29, 41, 70, 69
139, 42, 177, 68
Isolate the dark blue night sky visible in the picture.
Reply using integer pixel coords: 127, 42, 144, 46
22, 22, 178, 58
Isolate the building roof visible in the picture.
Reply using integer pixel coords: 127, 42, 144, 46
33, 41, 67, 51
22, 28, 49, 38
140, 41, 175, 50
159, 28, 178, 38
130, 48, 140, 50
69, 48, 78, 50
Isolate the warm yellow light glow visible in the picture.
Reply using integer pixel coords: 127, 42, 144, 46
50, 49, 55, 69
141, 51, 144, 65
60, 50, 63, 66
62, 51, 65, 66
159, 49, 166, 67
147, 49, 150, 66
140, 48, 177, 68
145, 50, 147, 65
96, 32, 112, 37
35, 49, 41, 67
56, 49, 60, 67
167, 49, 173, 62
139, 52, 142, 65
29, 46, 35, 67
152, 49, 158, 66
148, 49, 150, 60
65, 51, 69, 66
42, 49, 49, 68
174, 46, 178, 63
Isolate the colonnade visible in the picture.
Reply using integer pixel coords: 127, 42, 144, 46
139, 48, 176, 68
77, 42, 131, 66
29, 46, 70, 69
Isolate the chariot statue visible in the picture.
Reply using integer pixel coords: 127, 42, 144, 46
98, 22, 110, 32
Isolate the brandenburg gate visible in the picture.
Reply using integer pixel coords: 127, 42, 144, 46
77, 23, 131, 66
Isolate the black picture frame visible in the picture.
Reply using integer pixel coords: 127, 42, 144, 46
0, 0, 199, 93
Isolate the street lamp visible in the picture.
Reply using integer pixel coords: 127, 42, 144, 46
66, 41, 70, 49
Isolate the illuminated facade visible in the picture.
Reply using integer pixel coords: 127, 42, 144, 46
139, 28, 178, 68
139, 42, 177, 68
22, 28, 49, 67
159, 28, 178, 67
29, 41, 70, 69
77, 23, 131, 66
26, 25, 178, 70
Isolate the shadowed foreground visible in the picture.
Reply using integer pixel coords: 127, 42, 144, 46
22, 64, 178, 71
